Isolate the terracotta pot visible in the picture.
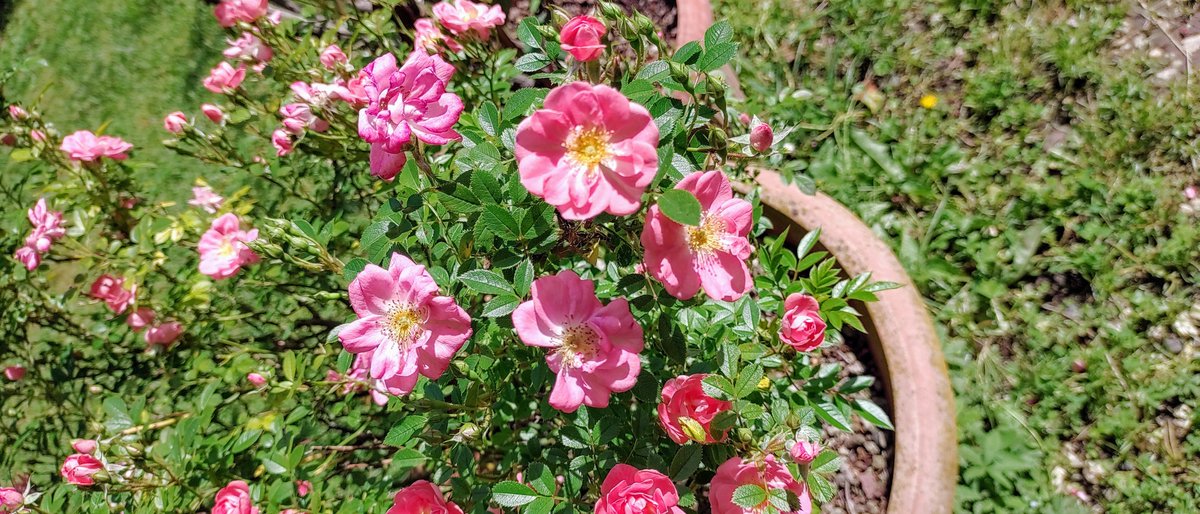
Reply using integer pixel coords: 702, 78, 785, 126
672, 1, 959, 512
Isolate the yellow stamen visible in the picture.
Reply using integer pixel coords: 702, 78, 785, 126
381, 302, 423, 345
556, 324, 600, 367
564, 125, 613, 174
685, 214, 727, 254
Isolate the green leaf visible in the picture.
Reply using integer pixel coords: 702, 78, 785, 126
525, 463, 556, 496
839, 375, 875, 394
476, 103, 500, 137
492, 481, 540, 507
807, 473, 835, 503
718, 342, 739, 378
482, 204, 522, 240
796, 228, 821, 259
103, 397, 133, 432
636, 60, 670, 81
517, 18, 545, 51
383, 415, 428, 447
669, 445, 703, 481
815, 401, 852, 431
503, 88, 548, 120
810, 449, 842, 475
701, 375, 734, 400
514, 259, 534, 297
460, 269, 513, 296
854, 399, 895, 430
392, 448, 426, 469
658, 189, 702, 226
697, 42, 737, 72
523, 497, 554, 514
704, 20, 733, 47
515, 53, 552, 72
673, 41, 702, 64
262, 458, 287, 474
730, 484, 767, 509
850, 128, 905, 180
482, 294, 521, 317
733, 364, 763, 399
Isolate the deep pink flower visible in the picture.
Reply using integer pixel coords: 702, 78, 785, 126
213, 0, 268, 27
13, 247, 39, 270
750, 121, 773, 152
247, 373, 267, 387
641, 170, 753, 302
203, 62, 247, 94
29, 198, 65, 238
357, 51, 463, 181
189, 185, 225, 213
319, 44, 349, 69
594, 464, 684, 514
164, 111, 188, 134
202, 103, 226, 123
3, 366, 24, 381
126, 307, 155, 332
279, 103, 328, 135
271, 129, 294, 157
197, 213, 259, 280
515, 82, 659, 220
212, 480, 260, 514
512, 270, 643, 412
657, 374, 733, 444
223, 33, 273, 70
560, 16, 606, 62
60, 453, 104, 486
296, 480, 311, 497
0, 487, 21, 513
89, 275, 135, 314
338, 253, 472, 393
19, 197, 66, 264
144, 321, 183, 347
414, 18, 463, 54
710, 456, 811, 514
71, 439, 98, 454
789, 440, 821, 464
7, 105, 27, 120
0, 134, 15, 146
61, 130, 133, 162
779, 294, 825, 352
386, 481, 463, 514
432, 0, 505, 38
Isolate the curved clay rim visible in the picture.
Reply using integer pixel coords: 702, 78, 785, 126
672, 3, 958, 513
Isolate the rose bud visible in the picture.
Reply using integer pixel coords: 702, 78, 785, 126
559, 15, 607, 62
750, 121, 774, 153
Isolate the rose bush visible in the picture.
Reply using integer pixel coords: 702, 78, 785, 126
0, 1, 897, 512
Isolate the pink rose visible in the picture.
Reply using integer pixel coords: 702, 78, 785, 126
126, 307, 156, 332
247, 373, 267, 387
198, 213, 259, 280
60, 453, 104, 486
223, 33, 273, 69
213, 0, 268, 27
164, 111, 188, 134
357, 51, 463, 180
189, 185, 225, 213
749, 121, 773, 152
60, 130, 133, 162
431, 0, 505, 38
514, 82, 659, 220
144, 321, 184, 347
710, 456, 811, 514
89, 275, 135, 314
414, 18, 463, 54
3, 366, 25, 381
279, 103, 328, 135
657, 374, 733, 444
594, 464, 684, 514
71, 439, 98, 454
738, 112, 752, 125
29, 130, 45, 143
559, 16, 607, 62
0, 487, 22, 513
7, 105, 28, 120
296, 480, 311, 497
271, 129, 294, 157
641, 170, 754, 301
512, 270, 643, 412
202, 104, 226, 124
203, 62, 247, 94
13, 247, 40, 270
319, 44, 349, 69
212, 480, 259, 514
386, 481, 463, 514
778, 294, 825, 351
789, 440, 820, 464
338, 253, 472, 396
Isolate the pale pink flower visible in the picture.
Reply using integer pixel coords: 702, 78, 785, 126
202, 104, 226, 123
710, 456, 811, 514
512, 270, 643, 413
89, 275, 135, 314
164, 111, 188, 134
7, 105, 28, 120
126, 307, 155, 332
271, 129, 294, 157
386, 481, 463, 514
23, 197, 66, 255
319, 44, 349, 69
789, 440, 821, 464
738, 112, 752, 125
189, 185, 225, 213
559, 16, 606, 62
60, 453, 104, 486
414, 18, 463, 54
357, 51, 463, 180
13, 247, 40, 270
212, 480, 260, 514
203, 62, 247, 94
223, 33, 274, 70
296, 480, 311, 497
779, 294, 825, 352
71, 439, 98, 454
750, 121, 773, 152
144, 321, 183, 347
594, 464, 685, 514
213, 0, 268, 27
279, 103, 328, 135
432, 0, 505, 38
1186, 185, 1198, 200
641, 170, 753, 302
247, 373, 267, 387
3, 366, 25, 381
60, 130, 133, 162
514, 82, 659, 220
657, 374, 733, 444
197, 213, 259, 280
338, 253, 472, 394
29, 130, 46, 143
0, 487, 21, 513
337, 75, 370, 106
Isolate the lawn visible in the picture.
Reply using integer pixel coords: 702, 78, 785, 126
3, 0, 1198, 512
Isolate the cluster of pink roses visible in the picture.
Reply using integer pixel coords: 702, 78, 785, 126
13, 198, 65, 271
89, 275, 184, 347
272, 46, 365, 157
412, 0, 505, 55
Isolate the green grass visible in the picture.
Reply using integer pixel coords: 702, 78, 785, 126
0, 0, 225, 200
716, 0, 1200, 511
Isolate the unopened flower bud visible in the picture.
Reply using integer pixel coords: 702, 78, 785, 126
457, 423, 481, 441
598, 1, 625, 21
750, 121, 773, 153
735, 428, 754, 444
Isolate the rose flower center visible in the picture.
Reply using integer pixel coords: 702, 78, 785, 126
382, 301, 424, 345
556, 324, 600, 367
685, 214, 727, 254
564, 125, 612, 174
